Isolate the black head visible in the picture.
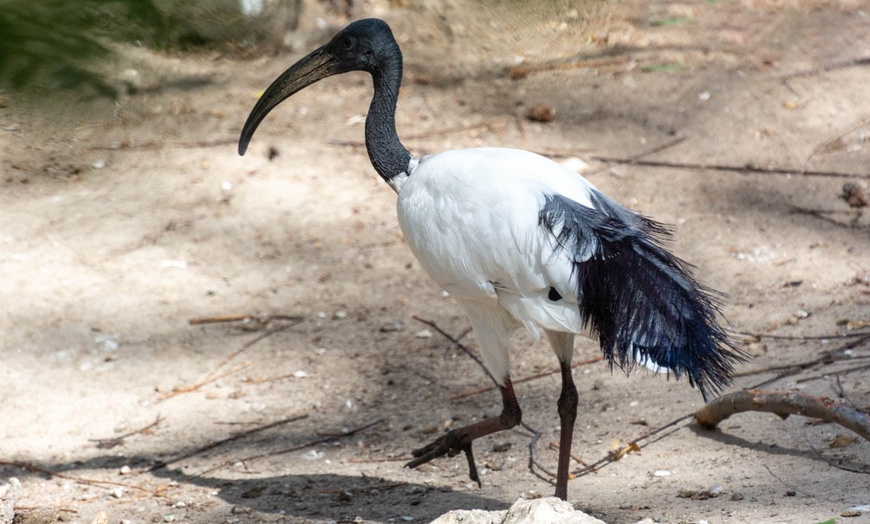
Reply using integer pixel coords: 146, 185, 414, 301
238, 18, 401, 156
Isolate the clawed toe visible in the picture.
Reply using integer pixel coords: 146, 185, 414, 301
404, 430, 480, 486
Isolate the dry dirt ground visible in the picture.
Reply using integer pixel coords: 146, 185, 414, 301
1, 1, 869, 523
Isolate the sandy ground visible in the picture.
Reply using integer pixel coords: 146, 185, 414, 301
1, 1, 869, 523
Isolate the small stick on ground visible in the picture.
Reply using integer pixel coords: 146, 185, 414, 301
196, 419, 384, 477
149, 413, 309, 472
738, 330, 870, 341
0, 461, 161, 496
549, 441, 590, 467
734, 333, 870, 388
588, 156, 870, 180
155, 362, 251, 403
694, 389, 870, 442
161, 318, 301, 403
571, 414, 695, 478
89, 415, 163, 449
450, 356, 604, 401
801, 424, 870, 475
579, 135, 688, 177
412, 316, 499, 386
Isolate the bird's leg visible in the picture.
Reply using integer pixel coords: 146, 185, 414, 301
554, 360, 579, 500
405, 379, 521, 486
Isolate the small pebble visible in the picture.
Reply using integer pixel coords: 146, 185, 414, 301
302, 449, 324, 460
698, 91, 711, 101
293, 370, 309, 378
786, 490, 797, 497
492, 441, 512, 452
654, 470, 671, 477
525, 103, 556, 122
380, 321, 404, 332
414, 329, 433, 338
164, 516, 176, 523
92, 160, 106, 170
119, 465, 131, 475
110, 487, 124, 498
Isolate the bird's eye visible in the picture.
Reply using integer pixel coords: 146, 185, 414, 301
342, 36, 355, 50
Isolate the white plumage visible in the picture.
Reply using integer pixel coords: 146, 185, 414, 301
396, 148, 594, 380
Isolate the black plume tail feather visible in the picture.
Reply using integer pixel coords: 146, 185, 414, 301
539, 194, 747, 401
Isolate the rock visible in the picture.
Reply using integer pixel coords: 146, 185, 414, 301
430, 497, 607, 524
0, 478, 20, 524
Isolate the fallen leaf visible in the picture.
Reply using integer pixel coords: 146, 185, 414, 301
829, 435, 859, 449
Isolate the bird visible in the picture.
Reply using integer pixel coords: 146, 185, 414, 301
238, 18, 746, 501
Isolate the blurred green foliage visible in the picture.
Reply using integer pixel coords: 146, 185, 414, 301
0, 0, 281, 97
0, 0, 173, 96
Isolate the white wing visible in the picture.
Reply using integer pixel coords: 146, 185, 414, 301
396, 148, 595, 338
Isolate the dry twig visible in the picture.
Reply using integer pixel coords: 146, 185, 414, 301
195, 419, 384, 477
155, 362, 251, 403
694, 389, 870, 442
149, 414, 309, 471
159, 317, 301, 403
450, 355, 604, 401
0, 461, 162, 496
589, 156, 869, 180
89, 416, 163, 449
571, 414, 695, 478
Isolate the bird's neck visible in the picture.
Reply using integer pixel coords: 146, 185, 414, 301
365, 50, 412, 185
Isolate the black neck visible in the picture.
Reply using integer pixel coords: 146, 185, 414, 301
365, 44, 412, 183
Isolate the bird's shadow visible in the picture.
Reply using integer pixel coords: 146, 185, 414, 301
1, 454, 511, 522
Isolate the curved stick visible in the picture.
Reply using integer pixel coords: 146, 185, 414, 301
695, 389, 870, 441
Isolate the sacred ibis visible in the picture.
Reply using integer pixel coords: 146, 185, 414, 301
238, 18, 745, 500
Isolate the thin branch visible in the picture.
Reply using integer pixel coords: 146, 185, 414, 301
149, 414, 309, 472
694, 389, 870, 442
549, 441, 590, 467
795, 362, 870, 386
0, 461, 161, 496
737, 330, 870, 341
801, 425, 870, 475
155, 362, 251, 403
571, 414, 695, 478
450, 356, 604, 401
411, 316, 499, 386
589, 156, 869, 180
89, 416, 162, 450
525, 424, 557, 481
763, 463, 811, 496
782, 56, 870, 81
735, 334, 870, 388
195, 419, 384, 477
159, 319, 301, 403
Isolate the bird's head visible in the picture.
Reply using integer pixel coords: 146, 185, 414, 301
238, 18, 401, 156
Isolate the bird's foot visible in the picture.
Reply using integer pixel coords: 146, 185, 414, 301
405, 427, 480, 486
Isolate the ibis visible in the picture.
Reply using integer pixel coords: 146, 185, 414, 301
239, 18, 745, 500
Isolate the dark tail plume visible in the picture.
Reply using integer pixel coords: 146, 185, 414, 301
539, 194, 746, 400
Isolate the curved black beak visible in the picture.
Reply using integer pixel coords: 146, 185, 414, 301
238, 46, 335, 156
